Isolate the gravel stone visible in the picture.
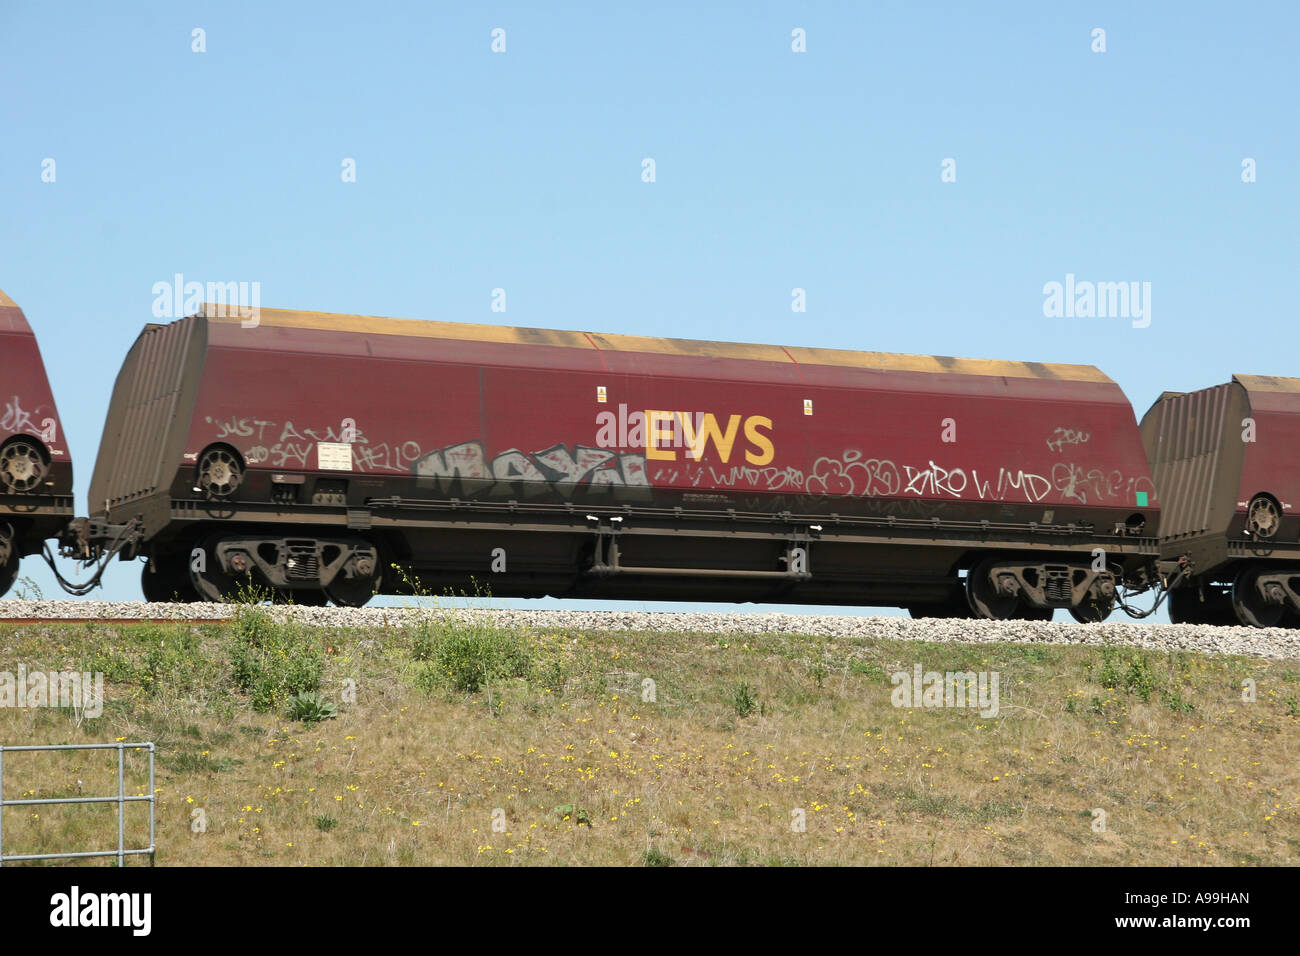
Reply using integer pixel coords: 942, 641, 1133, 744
2, 601, 1298, 659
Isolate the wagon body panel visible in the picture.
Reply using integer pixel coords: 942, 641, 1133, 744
91, 305, 1160, 605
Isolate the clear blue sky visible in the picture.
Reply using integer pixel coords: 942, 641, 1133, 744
2, 1, 1296, 615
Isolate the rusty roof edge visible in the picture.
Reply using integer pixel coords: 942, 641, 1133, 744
1232, 373, 1300, 393
200, 303, 1115, 384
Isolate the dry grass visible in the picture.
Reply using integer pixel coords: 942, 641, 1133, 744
0, 611, 1297, 866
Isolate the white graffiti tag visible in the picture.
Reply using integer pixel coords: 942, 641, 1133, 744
804, 452, 901, 497
1046, 427, 1091, 452
1, 396, 36, 433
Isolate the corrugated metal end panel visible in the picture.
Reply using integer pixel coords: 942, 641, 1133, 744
1142, 382, 1243, 541
90, 317, 204, 518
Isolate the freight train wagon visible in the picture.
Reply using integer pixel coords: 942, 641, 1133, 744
88, 304, 1161, 618
1142, 375, 1300, 626
0, 290, 74, 596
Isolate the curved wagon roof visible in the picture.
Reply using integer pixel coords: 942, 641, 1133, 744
198, 304, 1116, 386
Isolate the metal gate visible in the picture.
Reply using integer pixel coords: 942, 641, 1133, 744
0, 742, 156, 866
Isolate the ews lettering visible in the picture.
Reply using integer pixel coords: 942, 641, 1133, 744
644, 411, 774, 465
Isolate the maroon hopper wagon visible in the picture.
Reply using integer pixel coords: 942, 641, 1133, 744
1142, 375, 1300, 626
86, 304, 1161, 617
0, 289, 74, 595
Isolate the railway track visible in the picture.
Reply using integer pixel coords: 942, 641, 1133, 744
1, 601, 1299, 660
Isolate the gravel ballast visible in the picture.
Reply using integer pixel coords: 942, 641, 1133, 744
2, 601, 1299, 660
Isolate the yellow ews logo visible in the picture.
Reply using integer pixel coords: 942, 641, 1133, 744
644, 411, 774, 465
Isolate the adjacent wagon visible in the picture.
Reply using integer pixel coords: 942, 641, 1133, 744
1142, 375, 1300, 626
0, 290, 74, 595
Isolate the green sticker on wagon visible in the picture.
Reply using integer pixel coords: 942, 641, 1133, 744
1135, 491, 1149, 507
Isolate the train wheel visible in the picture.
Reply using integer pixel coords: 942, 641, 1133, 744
1167, 588, 1205, 624
1232, 568, 1285, 628
326, 575, 377, 607
0, 548, 19, 598
141, 557, 200, 603
1069, 597, 1115, 624
1169, 586, 1236, 625
326, 563, 380, 607
188, 534, 249, 602
965, 559, 1018, 620
906, 586, 974, 619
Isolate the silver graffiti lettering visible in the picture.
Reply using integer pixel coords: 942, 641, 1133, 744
1046, 427, 1090, 452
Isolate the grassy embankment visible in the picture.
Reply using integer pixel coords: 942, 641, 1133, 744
0, 603, 1296, 865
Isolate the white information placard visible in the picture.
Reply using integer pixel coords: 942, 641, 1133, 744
317, 441, 353, 471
